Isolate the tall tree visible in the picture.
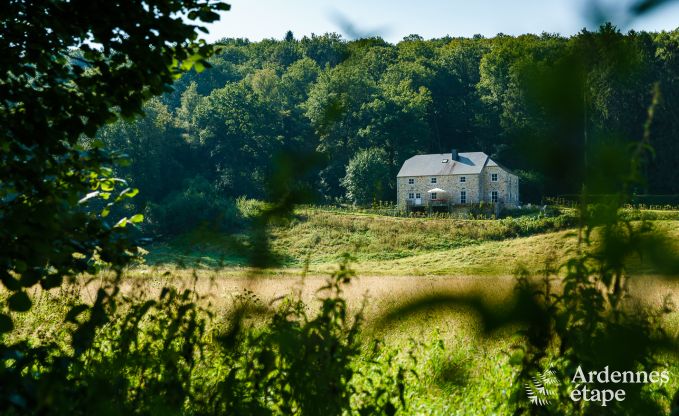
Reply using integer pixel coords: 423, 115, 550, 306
0, 0, 229, 327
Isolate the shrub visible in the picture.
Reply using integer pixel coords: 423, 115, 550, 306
235, 196, 269, 219
0, 260, 414, 415
146, 176, 242, 237
341, 148, 392, 206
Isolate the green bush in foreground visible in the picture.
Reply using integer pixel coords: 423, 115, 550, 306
0, 258, 414, 415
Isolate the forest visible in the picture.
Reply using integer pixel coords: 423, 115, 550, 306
96, 25, 679, 236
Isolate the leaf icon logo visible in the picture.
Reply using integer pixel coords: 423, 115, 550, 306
525, 367, 561, 406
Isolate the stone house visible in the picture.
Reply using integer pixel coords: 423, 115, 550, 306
396, 150, 519, 211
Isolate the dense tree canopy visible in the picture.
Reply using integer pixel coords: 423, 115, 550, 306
0, 0, 229, 324
98, 26, 679, 235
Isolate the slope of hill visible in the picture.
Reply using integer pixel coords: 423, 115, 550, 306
145, 208, 679, 277
146, 208, 577, 273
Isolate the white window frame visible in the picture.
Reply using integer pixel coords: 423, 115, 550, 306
491, 191, 498, 203
460, 190, 466, 204
491, 173, 498, 182
408, 192, 415, 199
430, 177, 437, 184
430, 192, 437, 200
415, 193, 421, 199
408, 178, 414, 185
460, 176, 466, 183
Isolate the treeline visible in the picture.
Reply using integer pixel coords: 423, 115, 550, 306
96, 26, 679, 236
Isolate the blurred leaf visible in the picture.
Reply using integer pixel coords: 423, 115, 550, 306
78, 191, 100, 204
631, 0, 674, 14
119, 187, 139, 199
0, 313, 13, 333
375, 286, 546, 334
129, 214, 144, 223
8, 291, 31, 312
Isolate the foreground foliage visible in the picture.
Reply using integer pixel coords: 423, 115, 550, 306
0, 0, 229, 332
0, 259, 414, 415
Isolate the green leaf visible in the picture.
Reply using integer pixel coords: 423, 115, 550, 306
129, 214, 144, 223
40, 274, 63, 290
8, 291, 31, 312
194, 60, 206, 73
0, 314, 13, 333
0, 271, 21, 291
114, 218, 128, 228
508, 351, 525, 366
100, 180, 114, 192
120, 187, 139, 199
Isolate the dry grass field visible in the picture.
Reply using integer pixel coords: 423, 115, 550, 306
61, 263, 674, 413
129, 209, 679, 333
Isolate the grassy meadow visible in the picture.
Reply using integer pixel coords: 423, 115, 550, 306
146, 206, 581, 273
145, 206, 679, 275
8, 206, 679, 414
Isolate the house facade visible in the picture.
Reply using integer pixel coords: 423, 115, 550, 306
396, 150, 519, 210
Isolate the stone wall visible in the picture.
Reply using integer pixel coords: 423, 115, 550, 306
438, 174, 481, 204
397, 166, 520, 209
481, 166, 520, 207
396, 176, 430, 208
397, 173, 483, 208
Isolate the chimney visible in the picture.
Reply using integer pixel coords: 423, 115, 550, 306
451, 149, 458, 161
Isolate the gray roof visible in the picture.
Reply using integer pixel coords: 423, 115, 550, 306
397, 152, 497, 177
